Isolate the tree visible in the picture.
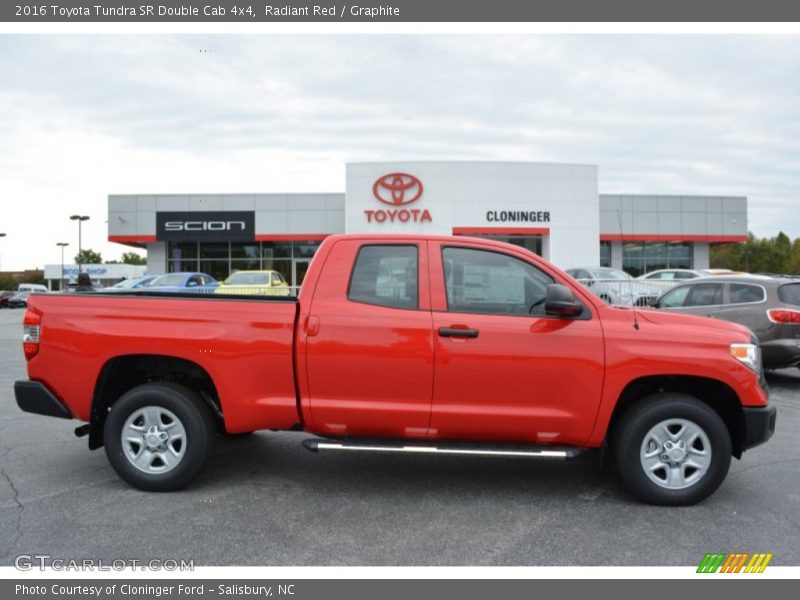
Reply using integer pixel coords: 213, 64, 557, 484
74, 249, 103, 264
787, 239, 800, 275
121, 251, 146, 265
710, 231, 800, 275
775, 232, 792, 272
21, 270, 45, 285
0, 274, 16, 291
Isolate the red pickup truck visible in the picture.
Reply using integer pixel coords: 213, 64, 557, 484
15, 234, 775, 505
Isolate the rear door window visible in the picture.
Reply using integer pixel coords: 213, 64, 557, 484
778, 283, 800, 306
348, 245, 419, 309
685, 283, 723, 307
729, 283, 766, 304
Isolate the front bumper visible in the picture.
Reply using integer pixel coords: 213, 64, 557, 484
14, 380, 73, 419
742, 404, 777, 450
761, 338, 800, 369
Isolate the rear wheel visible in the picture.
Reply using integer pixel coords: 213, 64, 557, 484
104, 383, 215, 491
612, 393, 732, 505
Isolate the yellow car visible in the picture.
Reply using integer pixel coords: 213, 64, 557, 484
215, 270, 292, 296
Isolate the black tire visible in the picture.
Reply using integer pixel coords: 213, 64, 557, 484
103, 382, 215, 491
612, 393, 732, 506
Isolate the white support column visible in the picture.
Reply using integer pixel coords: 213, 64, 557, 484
610, 241, 624, 270
146, 242, 167, 275
692, 242, 710, 270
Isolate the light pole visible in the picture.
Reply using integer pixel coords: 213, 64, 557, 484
56, 242, 69, 291
0, 233, 5, 272
70, 215, 90, 273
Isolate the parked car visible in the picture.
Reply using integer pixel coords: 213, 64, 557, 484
703, 268, 749, 276
0, 290, 17, 308
15, 234, 775, 505
652, 275, 800, 370
17, 283, 49, 294
566, 267, 661, 306
636, 269, 710, 293
215, 270, 291, 296
638, 268, 706, 280
8, 291, 30, 308
100, 275, 158, 292
146, 272, 217, 293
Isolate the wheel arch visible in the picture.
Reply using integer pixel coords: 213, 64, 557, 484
89, 354, 222, 450
608, 375, 745, 459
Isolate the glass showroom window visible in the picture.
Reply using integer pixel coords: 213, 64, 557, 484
455, 234, 543, 256
644, 242, 669, 273
168, 242, 199, 273
667, 242, 692, 269
166, 240, 324, 282
623, 242, 645, 277
622, 242, 693, 276
599, 242, 611, 267
198, 243, 230, 282
230, 243, 261, 272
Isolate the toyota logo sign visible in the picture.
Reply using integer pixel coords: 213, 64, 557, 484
372, 173, 424, 206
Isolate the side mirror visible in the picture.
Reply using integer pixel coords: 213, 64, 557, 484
545, 284, 583, 318
649, 298, 661, 308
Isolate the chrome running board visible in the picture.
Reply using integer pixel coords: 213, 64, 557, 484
301, 438, 581, 459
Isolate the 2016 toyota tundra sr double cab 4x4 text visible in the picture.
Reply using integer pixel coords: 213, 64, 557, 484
15, 234, 776, 505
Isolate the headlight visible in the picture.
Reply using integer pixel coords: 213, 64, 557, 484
730, 342, 760, 373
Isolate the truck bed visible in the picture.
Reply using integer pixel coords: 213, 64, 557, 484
25, 292, 301, 433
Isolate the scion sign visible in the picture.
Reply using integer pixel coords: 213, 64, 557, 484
156, 211, 255, 242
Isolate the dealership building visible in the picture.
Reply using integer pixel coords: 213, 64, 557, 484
107, 161, 748, 291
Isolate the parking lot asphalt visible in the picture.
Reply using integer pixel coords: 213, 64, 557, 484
0, 307, 798, 567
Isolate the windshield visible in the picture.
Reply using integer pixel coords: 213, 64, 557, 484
589, 268, 631, 280
225, 272, 270, 285
149, 273, 186, 287
112, 278, 138, 289
113, 277, 154, 289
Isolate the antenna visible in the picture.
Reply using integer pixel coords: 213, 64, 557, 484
616, 209, 640, 330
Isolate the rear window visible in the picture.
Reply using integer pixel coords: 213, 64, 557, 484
348, 245, 418, 309
778, 283, 800, 306
729, 283, 766, 304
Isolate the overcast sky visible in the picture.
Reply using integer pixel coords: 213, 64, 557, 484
1, 35, 799, 270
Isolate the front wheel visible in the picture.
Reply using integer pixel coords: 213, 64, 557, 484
104, 382, 216, 491
612, 393, 732, 506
